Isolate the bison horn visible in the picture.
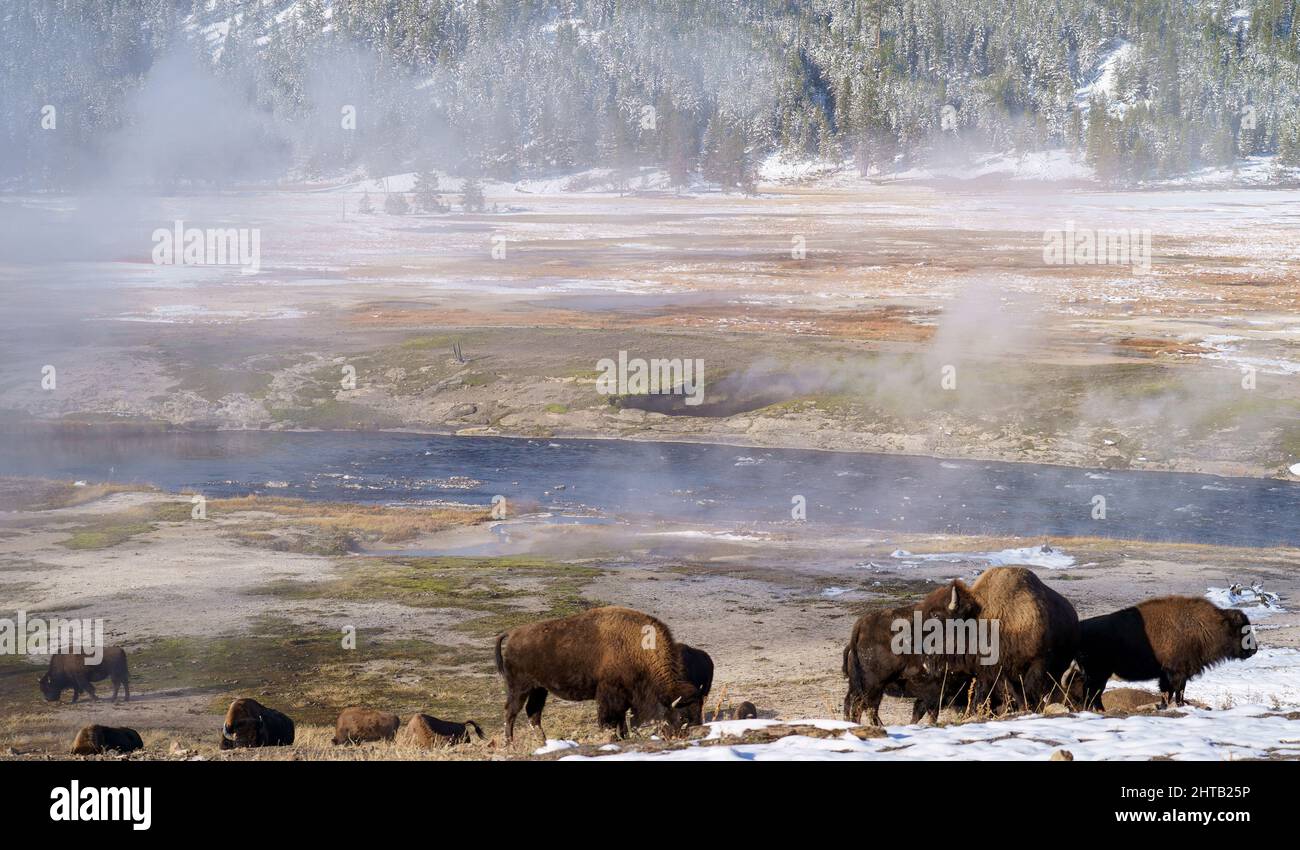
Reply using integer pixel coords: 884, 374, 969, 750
222, 725, 237, 741
671, 696, 682, 709
948, 586, 958, 613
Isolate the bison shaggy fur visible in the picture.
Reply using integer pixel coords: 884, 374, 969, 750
332, 707, 401, 745
39, 647, 129, 703
494, 606, 701, 741
842, 599, 962, 726
219, 698, 295, 749
1077, 596, 1256, 709
71, 725, 143, 756
399, 713, 485, 748
917, 567, 1080, 712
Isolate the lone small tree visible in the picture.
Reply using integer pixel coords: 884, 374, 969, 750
461, 177, 486, 213
413, 170, 443, 212
357, 190, 373, 214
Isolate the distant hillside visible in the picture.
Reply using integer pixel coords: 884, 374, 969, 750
2, 0, 1298, 189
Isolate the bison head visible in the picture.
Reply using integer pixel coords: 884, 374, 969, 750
921, 581, 980, 622
37, 673, 60, 702
664, 685, 704, 733
222, 702, 266, 747
1225, 610, 1257, 659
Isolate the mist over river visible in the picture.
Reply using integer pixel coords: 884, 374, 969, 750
2, 429, 1298, 548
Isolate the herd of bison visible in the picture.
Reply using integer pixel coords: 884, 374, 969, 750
38, 566, 1259, 757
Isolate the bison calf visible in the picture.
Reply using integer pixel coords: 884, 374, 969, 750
71, 725, 143, 756
495, 606, 702, 742
219, 698, 295, 749
399, 713, 485, 748
332, 707, 401, 745
1077, 596, 1256, 709
39, 647, 130, 703
842, 603, 951, 726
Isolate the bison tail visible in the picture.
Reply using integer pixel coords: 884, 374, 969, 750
465, 719, 485, 740
493, 633, 507, 675
845, 642, 866, 698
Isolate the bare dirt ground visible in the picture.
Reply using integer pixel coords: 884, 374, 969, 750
2, 182, 1299, 478
2, 483, 1296, 760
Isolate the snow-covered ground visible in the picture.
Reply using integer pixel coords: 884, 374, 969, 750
564, 648, 1300, 761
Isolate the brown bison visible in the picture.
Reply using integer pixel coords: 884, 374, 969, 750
1076, 596, 1256, 709
399, 713, 485, 747
734, 701, 758, 720
917, 567, 1079, 712
842, 601, 960, 726
494, 606, 702, 742
218, 698, 295, 749
71, 725, 143, 756
38, 647, 129, 703
332, 707, 401, 745
632, 643, 713, 727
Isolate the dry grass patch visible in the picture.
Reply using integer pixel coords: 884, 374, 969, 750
209, 496, 490, 548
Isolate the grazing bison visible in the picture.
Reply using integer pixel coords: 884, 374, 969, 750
399, 713, 485, 747
332, 707, 401, 745
494, 606, 702, 742
842, 602, 957, 726
918, 567, 1079, 712
71, 725, 143, 756
1076, 596, 1256, 709
218, 698, 295, 749
38, 647, 129, 703
633, 643, 713, 727
734, 701, 758, 720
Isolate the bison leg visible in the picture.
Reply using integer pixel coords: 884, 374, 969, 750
524, 687, 548, 738
862, 686, 885, 726
1157, 672, 1187, 708
83, 679, 98, 702
503, 684, 530, 744
594, 686, 629, 739
843, 688, 864, 724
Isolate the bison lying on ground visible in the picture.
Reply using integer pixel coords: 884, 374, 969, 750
71, 725, 143, 755
1076, 596, 1256, 709
734, 701, 758, 720
400, 713, 485, 747
918, 567, 1079, 712
39, 647, 130, 703
842, 601, 957, 726
332, 707, 401, 744
219, 698, 295, 749
494, 606, 702, 741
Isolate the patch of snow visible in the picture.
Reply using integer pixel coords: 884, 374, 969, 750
567, 704, 1300, 761
891, 544, 1075, 570
1205, 584, 1286, 619
534, 739, 580, 755
1075, 40, 1135, 114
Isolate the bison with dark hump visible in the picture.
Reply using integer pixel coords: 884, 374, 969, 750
494, 606, 702, 741
39, 647, 129, 703
219, 698, 295, 749
71, 725, 144, 756
917, 566, 1079, 712
842, 601, 963, 726
331, 707, 401, 745
1076, 596, 1256, 709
